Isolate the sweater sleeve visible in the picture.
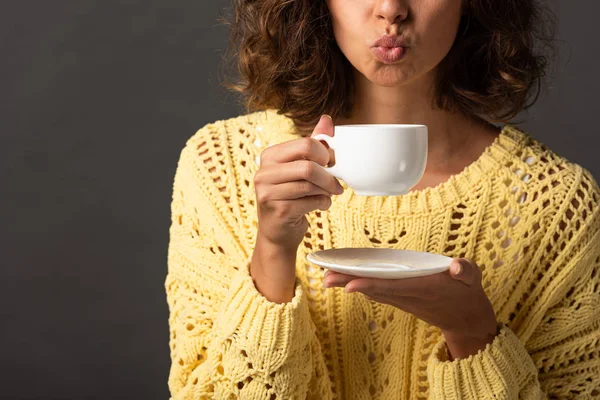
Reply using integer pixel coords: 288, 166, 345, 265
427, 180, 600, 399
165, 131, 325, 399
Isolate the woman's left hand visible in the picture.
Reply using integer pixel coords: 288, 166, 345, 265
323, 258, 498, 360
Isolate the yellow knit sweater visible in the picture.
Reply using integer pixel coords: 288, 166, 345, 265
165, 109, 600, 399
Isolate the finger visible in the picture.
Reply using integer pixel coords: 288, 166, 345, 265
264, 181, 332, 200
362, 293, 417, 309
311, 114, 334, 138
323, 270, 334, 279
449, 258, 480, 286
311, 115, 336, 167
256, 160, 343, 194
323, 270, 345, 279
323, 272, 359, 288
288, 194, 334, 215
363, 293, 393, 305
343, 275, 445, 297
260, 137, 330, 167
260, 194, 333, 218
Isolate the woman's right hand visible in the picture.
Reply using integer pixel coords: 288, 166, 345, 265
250, 115, 343, 302
254, 114, 343, 251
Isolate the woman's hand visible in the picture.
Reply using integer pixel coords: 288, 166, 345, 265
250, 115, 343, 303
323, 258, 498, 360
254, 114, 342, 252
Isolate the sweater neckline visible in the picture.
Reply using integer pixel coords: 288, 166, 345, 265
264, 110, 530, 214
332, 125, 529, 214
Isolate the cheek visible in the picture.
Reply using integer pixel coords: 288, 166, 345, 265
414, 0, 462, 59
328, 0, 369, 59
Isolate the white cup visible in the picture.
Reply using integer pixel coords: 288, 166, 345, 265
313, 124, 428, 196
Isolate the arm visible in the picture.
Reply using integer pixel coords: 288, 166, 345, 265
427, 185, 600, 399
165, 136, 330, 399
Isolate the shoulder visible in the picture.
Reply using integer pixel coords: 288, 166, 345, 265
183, 109, 300, 157
176, 109, 299, 185
176, 108, 297, 189
497, 125, 600, 250
172, 109, 301, 243
498, 125, 600, 207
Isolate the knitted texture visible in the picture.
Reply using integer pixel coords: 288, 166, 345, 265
166, 109, 600, 399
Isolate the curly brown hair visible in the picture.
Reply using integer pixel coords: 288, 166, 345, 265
220, 0, 556, 133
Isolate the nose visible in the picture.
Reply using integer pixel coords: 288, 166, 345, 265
373, 0, 408, 24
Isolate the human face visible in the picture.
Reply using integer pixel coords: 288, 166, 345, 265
326, 0, 463, 88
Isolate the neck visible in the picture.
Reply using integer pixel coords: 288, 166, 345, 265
335, 68, 497, 173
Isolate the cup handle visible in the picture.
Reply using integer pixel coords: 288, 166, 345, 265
312, 134, 343, 180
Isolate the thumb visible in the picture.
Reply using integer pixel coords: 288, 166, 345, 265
311, 114, 336, 167
449, 258, 480, 286
311, 114, 334, 138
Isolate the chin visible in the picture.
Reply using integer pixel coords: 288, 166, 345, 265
368, 67, 414, 87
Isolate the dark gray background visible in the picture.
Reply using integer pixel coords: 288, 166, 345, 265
1, 1, 598, 399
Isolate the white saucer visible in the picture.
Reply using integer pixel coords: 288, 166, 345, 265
306, 248, 453, 279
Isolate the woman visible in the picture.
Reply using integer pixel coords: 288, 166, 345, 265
166, 0, 600, 398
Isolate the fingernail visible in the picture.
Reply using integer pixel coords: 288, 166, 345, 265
454, 261, 463, 275
323, 114, 332, 121
344, 285, 353, 293
323, 282, 330, 288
